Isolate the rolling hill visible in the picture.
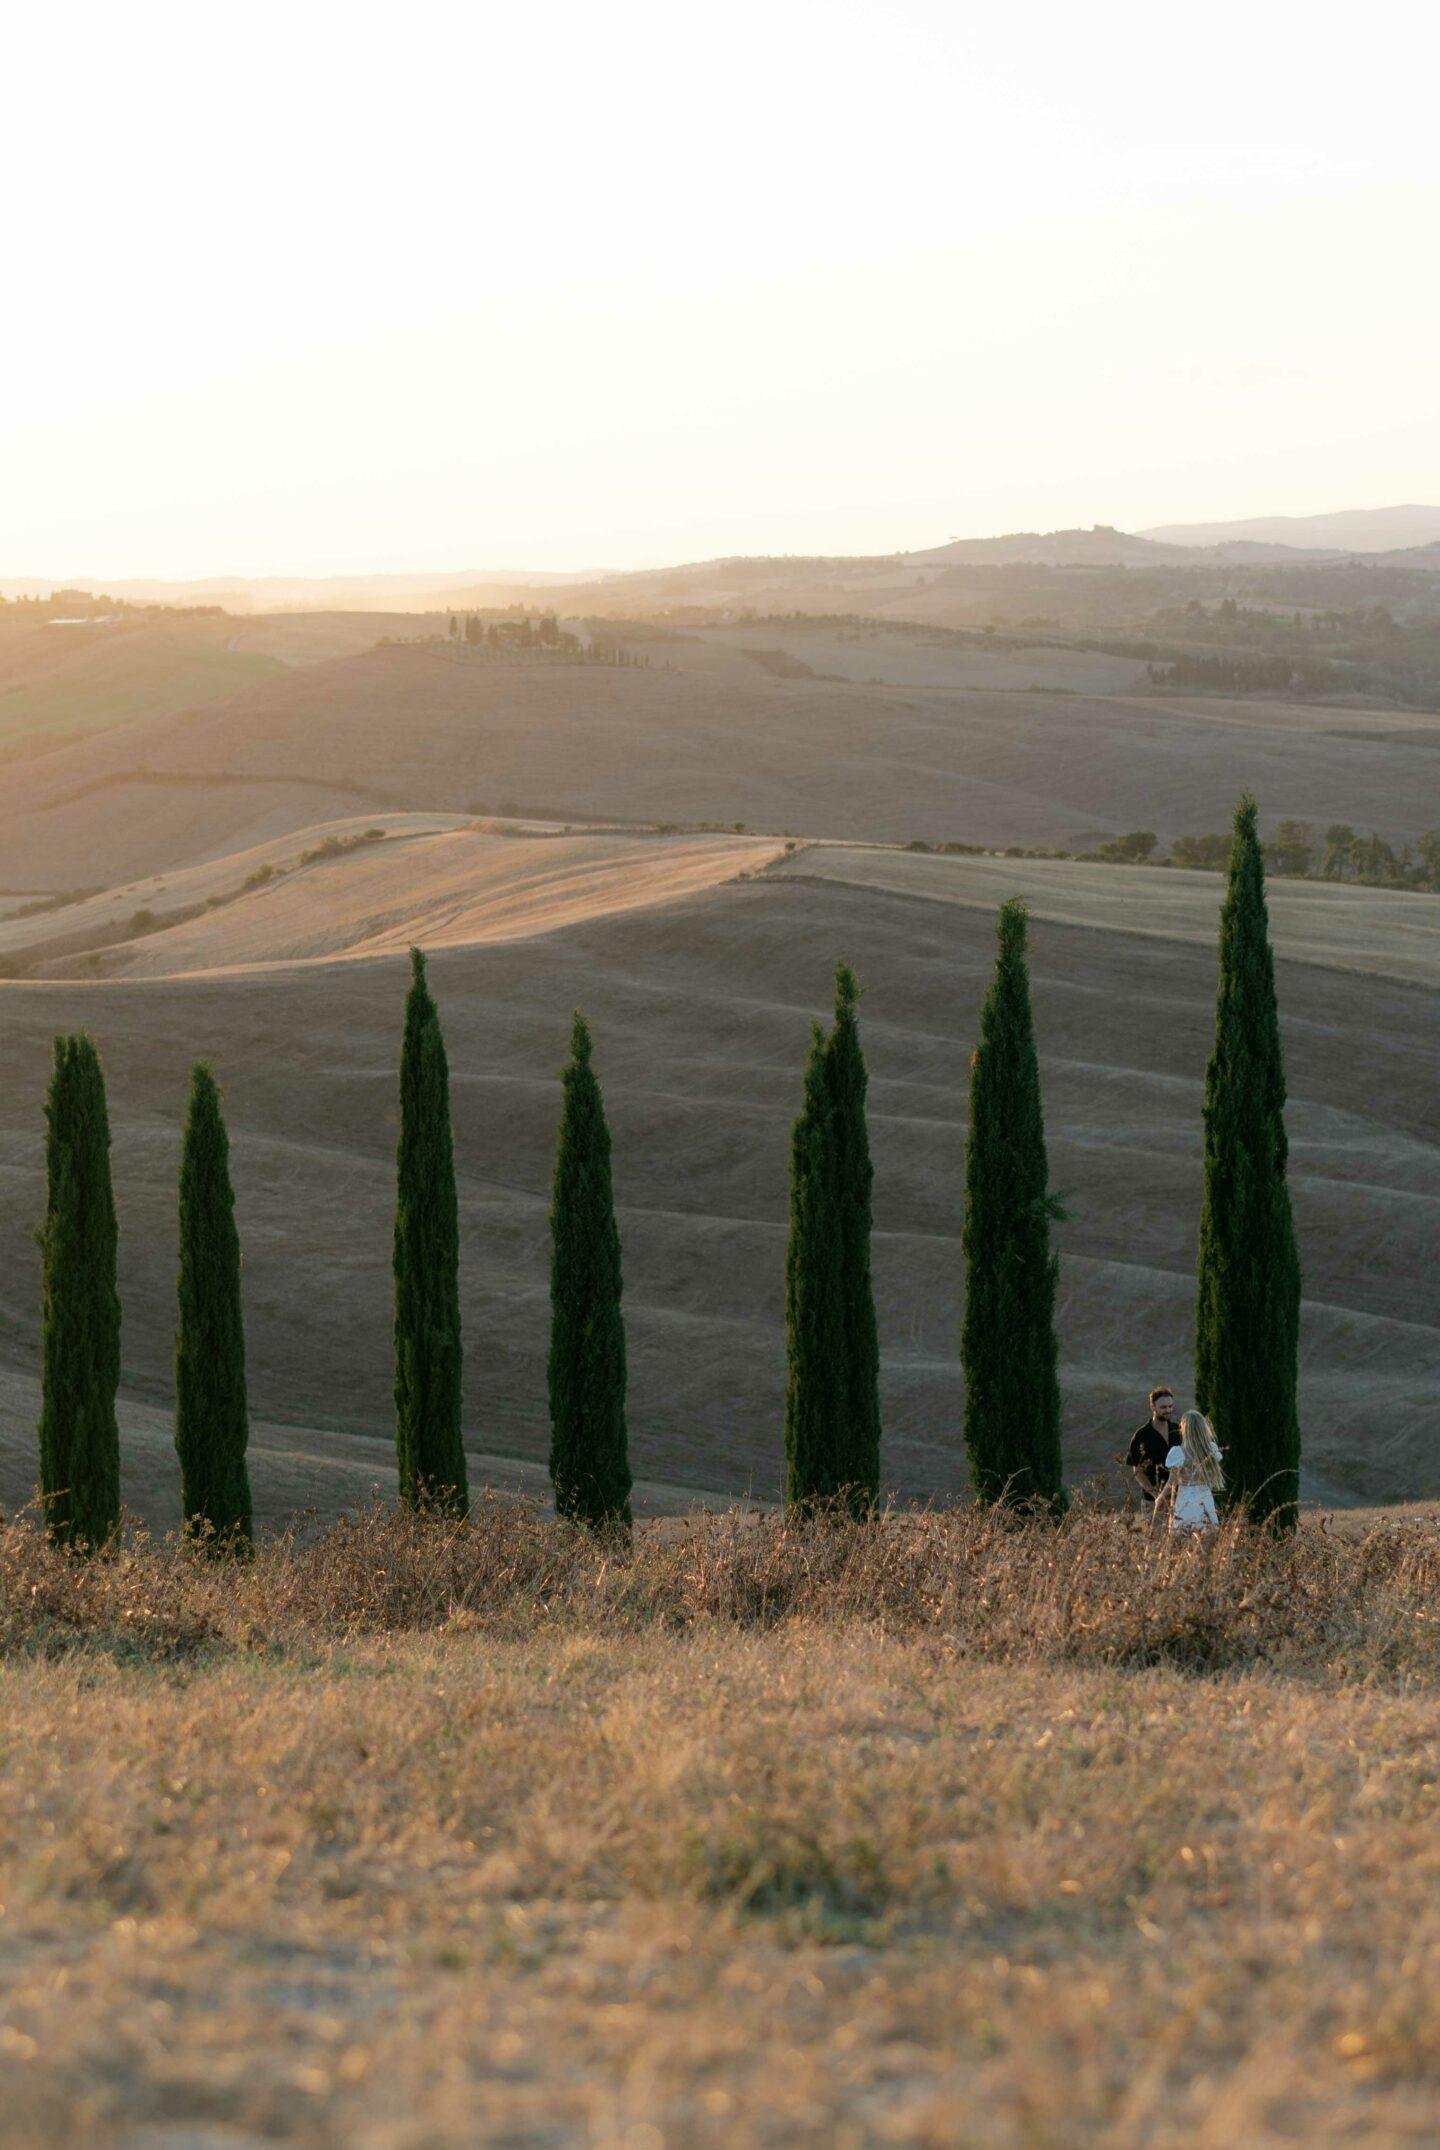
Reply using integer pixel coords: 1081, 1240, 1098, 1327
0, 615, 281, 757
0, 612, 1433, 1524
1142, 505, 1440, 554
2, 630, 1436, 902
0, 815, 1433, 1524
0, 607, 405, 769
0, 818, 782, 980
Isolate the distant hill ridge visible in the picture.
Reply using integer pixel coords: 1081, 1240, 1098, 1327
7, 507, 1440, 613
1141, 506, 1440, 554
906, 526, 1191, 567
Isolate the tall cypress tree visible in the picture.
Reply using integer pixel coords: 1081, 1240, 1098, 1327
823, 964, 881, 1511
784, 1021, 844, 1507
393, 947, 468, 1515
37, 1033, 121, 1549
175, 1063, 252, 1549
548, 1012, 631, 1528
1195, 793, 1302, 1526
961, 900, 1065, 1511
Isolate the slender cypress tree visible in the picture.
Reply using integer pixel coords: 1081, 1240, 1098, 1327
821, 964, 881, 1512
548, 1012, 631, 1528
175, 1063, 253, 1549
961, 900, 1065, 1511
784, 1021, 844, 1507
393, 947, 468, 1515
37, 1033, 121, 1549
1195, 793, 1302, 1526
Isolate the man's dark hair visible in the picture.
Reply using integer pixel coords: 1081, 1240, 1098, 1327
1148, 1385, 1175, 1409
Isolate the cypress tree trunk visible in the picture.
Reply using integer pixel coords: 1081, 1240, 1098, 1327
822, 964, 881, 1513
37, 1033, 121, 1549
548, 1013, 631, 1528
961, 900, 1065, 1510
1195, 793, 1302, 1526
393, 948, 468, 1515
175, 1063, 253, 1549
784, 1021, 844, 1507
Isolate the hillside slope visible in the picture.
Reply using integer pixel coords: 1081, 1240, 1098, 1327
2, 636, 1435, 896
0, 857, 1432, 1522
0, 616, 281, 756
1142, 505, 1440, 553
0, 820, 780, 979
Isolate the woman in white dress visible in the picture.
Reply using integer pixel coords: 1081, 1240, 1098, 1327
1163, 1410, 1223, 1534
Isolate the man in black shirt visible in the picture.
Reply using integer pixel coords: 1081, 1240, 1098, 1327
1126, 1386, 1181, 1512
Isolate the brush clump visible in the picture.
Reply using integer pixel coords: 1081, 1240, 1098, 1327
3, 1495, 1437, 1682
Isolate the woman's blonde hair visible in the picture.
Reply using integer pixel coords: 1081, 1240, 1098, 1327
1178, 1409, 1225, 1491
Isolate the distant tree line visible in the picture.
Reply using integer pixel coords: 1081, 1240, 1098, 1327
1146, 652, 1341, 696
0, 590, 225, 622
1176, 819, 1440, 890
452, 611, 566, 649
429, 613, 649, 667
954, 820, 1440, 892
1144, 593, 1440, 709
26, 798, 1301, 1550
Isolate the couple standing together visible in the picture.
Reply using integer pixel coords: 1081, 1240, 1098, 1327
1126, 1385, 1224, 1533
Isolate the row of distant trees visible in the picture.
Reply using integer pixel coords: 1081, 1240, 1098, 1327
1185, 818, 1439, 889
29, 795, 1301, 1550
992, 819, 1440, 891
1143, 607, 1440, 709
1148, 652, 1340, 697
0, 589, 224, 622
439, 613, 649, 667
449, 611, 566, 649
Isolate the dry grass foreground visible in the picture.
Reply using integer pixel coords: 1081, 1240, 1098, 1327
3, 1503, 1440, 2146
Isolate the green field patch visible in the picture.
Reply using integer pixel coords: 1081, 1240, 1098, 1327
0, 631, 281, 745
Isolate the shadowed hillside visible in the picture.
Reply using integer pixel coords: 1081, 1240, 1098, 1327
0, 605, 1434, 1524
2, 632, 1437, 898
0, 857, 1433, 1524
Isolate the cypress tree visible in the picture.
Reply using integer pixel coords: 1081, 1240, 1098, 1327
1195, 793, 1302, 1526
175, 1063, 252, 1549
823, 964, 881, 1511
548, 1012, 631, 1528
784, 1021, 844, 1507
393, 947, 468, 1515
961, 900, 1065, 1511
37, 1033, 121, 1549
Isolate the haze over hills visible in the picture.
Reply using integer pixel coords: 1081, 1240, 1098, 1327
0, 568, 585, 612
1141, 505, 1440, 554
8, 506, 1440, 615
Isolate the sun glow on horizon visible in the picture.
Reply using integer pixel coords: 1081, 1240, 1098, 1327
3, 0, 1438, 578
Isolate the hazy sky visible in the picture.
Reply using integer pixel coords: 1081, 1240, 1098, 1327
5, 0, 1438, 577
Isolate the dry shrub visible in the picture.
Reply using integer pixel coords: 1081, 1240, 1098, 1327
2, 1494, 1438, 1679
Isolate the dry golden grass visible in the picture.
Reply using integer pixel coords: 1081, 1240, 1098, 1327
3, 1504, 1439, 2146
5, 1499, 1440, 1674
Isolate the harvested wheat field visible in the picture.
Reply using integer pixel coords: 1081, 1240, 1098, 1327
0, 619, 1435, 1520
773, 846, 1440, 989
18, 13, 1440, 2144
2, 1505, 1439, 2148
3, 633, 1438, 895
0, 819, 781, 979
0, 836, 1435, 1521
